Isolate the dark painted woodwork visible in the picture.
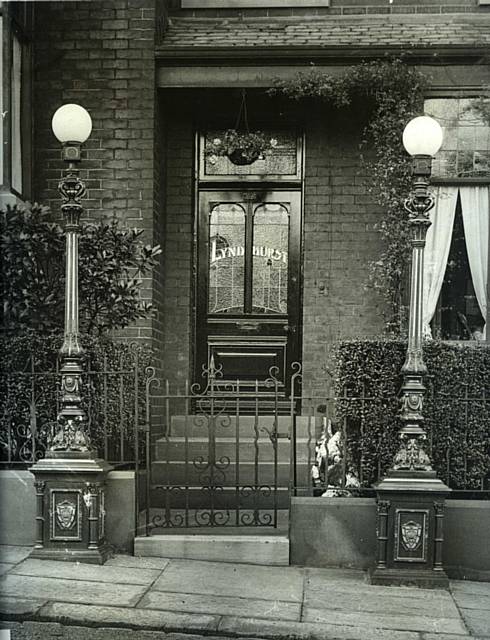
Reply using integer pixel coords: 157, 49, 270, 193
196, 190, 302, 393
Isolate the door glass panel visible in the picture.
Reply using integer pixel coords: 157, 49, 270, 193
252, 203, 289, 314
209, 203, 246, 314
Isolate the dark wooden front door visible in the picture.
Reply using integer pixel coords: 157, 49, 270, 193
196, 190, 302, 394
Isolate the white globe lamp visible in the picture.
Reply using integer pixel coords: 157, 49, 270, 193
52, 104, 92, 144
402, 115, 443, 157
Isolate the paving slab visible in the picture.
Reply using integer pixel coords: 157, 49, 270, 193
304, 584, 460, 618
457, 608, 490, 638
37, 601, 220, 634
451, 592, 490, 611
0, 565, 13, 577
451, 581, 490, 597
304, 567, 367, 582
302, 607, 468, 635
421, 635, 476, 640
0, 597, 46, 618
306, 570, 450, 601
0, 548, 31, 565
10, 558, 161, 585
139, 590, 301, 621
0, 574, 147, 608
106, 556, 171, 571
152, 559, 304, 602
218, 616, 421, 640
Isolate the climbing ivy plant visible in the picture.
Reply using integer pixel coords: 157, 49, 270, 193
470, 88, 490, 126
270, 59, 428, 334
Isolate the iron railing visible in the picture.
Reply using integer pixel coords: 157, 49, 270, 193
0, 352, 146, 467
2, 357, 488, 534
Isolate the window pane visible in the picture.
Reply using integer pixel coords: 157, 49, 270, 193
425, 98, 490, 179
252, 203, 288, 314
209, 203, 246, 313
11, 33, 22, 193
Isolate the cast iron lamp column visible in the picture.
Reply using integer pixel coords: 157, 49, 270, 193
30, 104, 112, 564
370, 116, 451, 588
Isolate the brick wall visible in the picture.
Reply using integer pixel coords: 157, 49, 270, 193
302, 110, 384, 393
33, 0, 163, 346
160, 100, 194, 383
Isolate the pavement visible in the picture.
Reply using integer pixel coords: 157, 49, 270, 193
0, 545, 489, 640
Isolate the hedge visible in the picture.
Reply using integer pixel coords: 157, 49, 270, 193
334, 339, 490, 492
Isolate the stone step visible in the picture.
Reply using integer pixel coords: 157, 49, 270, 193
167, 415, 320, 440
151, 460, 312, 487
154, 436, 313, 463
134, 532, 290, 565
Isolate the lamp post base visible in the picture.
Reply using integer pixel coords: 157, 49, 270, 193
29, 543, 113, 565
369, 567, 449, 589
30, 451, 113, 565
372, 472, 450, 590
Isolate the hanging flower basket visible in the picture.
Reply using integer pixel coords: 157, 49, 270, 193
206, 130, 278, 166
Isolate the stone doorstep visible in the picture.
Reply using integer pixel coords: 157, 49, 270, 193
134, 534, 290, 566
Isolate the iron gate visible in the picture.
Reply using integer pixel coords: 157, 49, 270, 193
139, 359, 304, 533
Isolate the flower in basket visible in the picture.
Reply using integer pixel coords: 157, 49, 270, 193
205, 130, 277, 166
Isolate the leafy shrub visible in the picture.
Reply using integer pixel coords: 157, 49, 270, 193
0, 333, 153, 465
1, 203, 161, 335
334, 339, 490, 492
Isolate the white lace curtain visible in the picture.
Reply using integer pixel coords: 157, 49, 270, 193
460, 186, 489, 339
422, 185, 489, 338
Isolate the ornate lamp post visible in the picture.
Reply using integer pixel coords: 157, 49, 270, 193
370, 116, 451, 588
30, 104, 112, 564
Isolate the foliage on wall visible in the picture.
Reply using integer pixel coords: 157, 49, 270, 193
334, 339, 490, 492
470, 89, 490, 126
0, 332, 152, 464
1, 203, 161, 335
271, 59, 428, 334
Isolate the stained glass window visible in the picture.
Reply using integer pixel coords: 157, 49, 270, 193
252, 204, 289, 314
202, 131, 299, 180
208, 203, 246, 313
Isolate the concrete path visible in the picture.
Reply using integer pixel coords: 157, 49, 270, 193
0, 545, 489, 640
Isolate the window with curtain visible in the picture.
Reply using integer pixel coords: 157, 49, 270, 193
423, 98, 489, 342
11, 30, 23, 194
425, 186, 489, 341
1, 2, 32, 200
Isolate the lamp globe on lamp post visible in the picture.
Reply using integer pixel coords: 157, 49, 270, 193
51, 104, 92, 449
30, 104, 112, 565
370, 115, 451, 589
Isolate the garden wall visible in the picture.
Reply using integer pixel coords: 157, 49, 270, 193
290, 497, 490, 581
